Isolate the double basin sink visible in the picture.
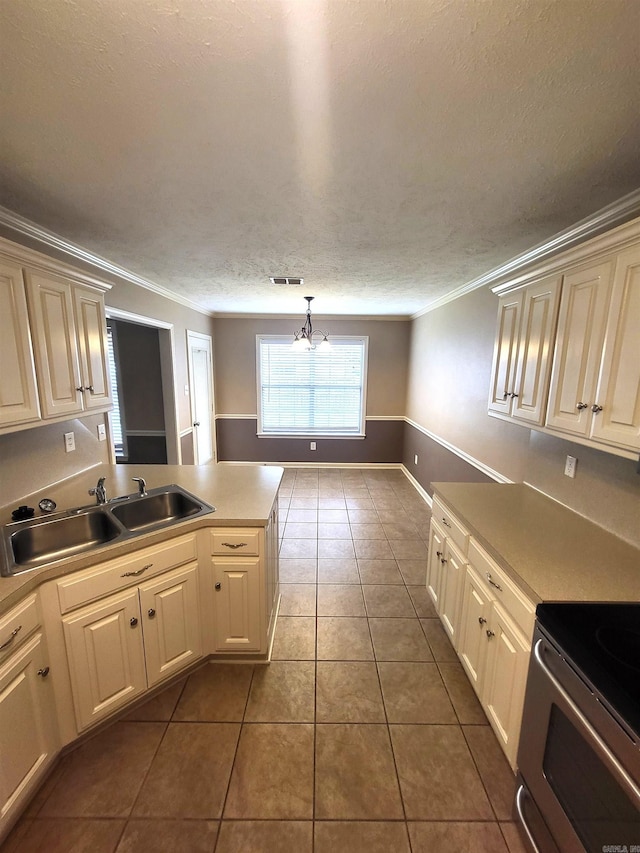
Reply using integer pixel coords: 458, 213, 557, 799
1, 485, 215, 576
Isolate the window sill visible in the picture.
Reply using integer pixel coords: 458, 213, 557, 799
257, 433, 366, 440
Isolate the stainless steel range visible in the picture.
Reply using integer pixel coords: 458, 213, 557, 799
516, 602, 640, 853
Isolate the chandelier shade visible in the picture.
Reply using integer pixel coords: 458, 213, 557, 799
292, 296, 330, 351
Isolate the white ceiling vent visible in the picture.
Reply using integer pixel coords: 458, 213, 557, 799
270, 277, 304, 286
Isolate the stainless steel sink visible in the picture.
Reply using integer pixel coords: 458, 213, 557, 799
1, 484, 214, 576
110, 486, 210, 532
6, 508, 123, 571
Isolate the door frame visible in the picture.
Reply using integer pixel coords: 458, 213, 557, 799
104, 307, 181, 465
186, 330, 216, 465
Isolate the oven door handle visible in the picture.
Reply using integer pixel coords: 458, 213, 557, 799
515, 785, 542, 853
534, 639, 640, 806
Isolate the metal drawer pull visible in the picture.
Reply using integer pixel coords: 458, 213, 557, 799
0, 625, 22, 650
221, 542, 247, 549
534, 639, 640, 804
441, 518, 452, 528
37, 667, 50, 678
515, 786, 542, 853
486, 573, 503, 591
121, 563, 153, 577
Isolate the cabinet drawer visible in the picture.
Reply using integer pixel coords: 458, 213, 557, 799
57, 534, 198, 613
432, 497, 469, 555
468, 539, 535, 638
211, 529, 260, 556
0, 594, 40, 661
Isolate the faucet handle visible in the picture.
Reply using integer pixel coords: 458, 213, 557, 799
132, 477, 147, 497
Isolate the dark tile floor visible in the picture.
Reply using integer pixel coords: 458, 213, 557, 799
2, 468, 527, 853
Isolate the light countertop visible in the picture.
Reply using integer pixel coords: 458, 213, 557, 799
0, 463, 283, 613
432, 482, 640, 603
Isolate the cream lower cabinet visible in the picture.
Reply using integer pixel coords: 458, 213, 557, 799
427, 498, 469, 651
209, 516, 280, 655
0, 597, 58, 842
63, 563, 201, 731
458, 542, 535, 770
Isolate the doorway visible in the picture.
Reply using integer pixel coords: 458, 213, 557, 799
187, 331, 215, 465
105, 308, 180, 465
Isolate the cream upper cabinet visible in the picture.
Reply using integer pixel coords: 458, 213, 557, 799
488, 290, 523, 416
489, 275, 561, 425
25, 270, 111, 419
590, 244, 640, 451
73, 285, 111, 411
546, 259, 615, 437
0, 260, 40, 428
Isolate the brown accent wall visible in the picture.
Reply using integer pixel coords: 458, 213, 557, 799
217, 418, 404, 464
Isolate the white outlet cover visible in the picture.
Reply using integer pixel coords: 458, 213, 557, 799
97, 424, 107, 441
64, 431, 75, 452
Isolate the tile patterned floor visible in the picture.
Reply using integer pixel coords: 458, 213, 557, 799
2, 468, 528, 853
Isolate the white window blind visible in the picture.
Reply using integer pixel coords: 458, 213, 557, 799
257, 336, 368, 436
106, 325, 126, 458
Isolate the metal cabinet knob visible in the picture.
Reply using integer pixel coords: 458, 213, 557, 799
486, 629, 495, 639
591, 404, 603, 413
576, 402, 589, 410
84, 385, 94, 393
130, 617, 138, 627
148, 608, 156, 618
478, 617, 487, 625
37, 666, 50, 678
193, 422, 200, 427
215, 582, 222, 591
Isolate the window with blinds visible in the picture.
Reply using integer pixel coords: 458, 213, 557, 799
106, 324, 127, 458
257, 335, 368, 436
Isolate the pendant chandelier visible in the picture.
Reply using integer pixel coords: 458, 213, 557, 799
292, 296, 331, 351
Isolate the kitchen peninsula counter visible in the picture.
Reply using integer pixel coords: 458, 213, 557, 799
0, 463, 283, 613
432, 482, 640, 603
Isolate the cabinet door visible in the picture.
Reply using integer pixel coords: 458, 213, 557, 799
63, 589, 146, 731
511, 274, 562, 424
546, 260, 614, 436
426, 520, 445, 608
488, 290, 523, 415
590, 245, 640, 451
440, 539, 466, 651
25, 270, 83, 419
73, 286, 111, 411
139, 564, 202, 688
212, 557, 262, 652
482, 604, 530, 770
0, 633, 58, 830
265, 505, 280, 645
458, 565, 492, 695
0, 261, 41, 428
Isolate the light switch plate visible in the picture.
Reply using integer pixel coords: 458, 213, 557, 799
97, 424, 107, 441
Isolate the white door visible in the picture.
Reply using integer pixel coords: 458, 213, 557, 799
187, 331, 215, 465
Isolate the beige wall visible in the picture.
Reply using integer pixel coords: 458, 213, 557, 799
213, 316, 410, 416
407, 286, 640, 547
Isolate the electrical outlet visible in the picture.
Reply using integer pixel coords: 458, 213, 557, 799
414, 454, 418, 465
184, 384, 189, 396
64, 431, 75, 453
97, 424, 107, 441
310, 441, 317, 451
564, 455, 577, 478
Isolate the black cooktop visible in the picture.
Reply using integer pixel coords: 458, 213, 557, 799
536, 602, 640, 741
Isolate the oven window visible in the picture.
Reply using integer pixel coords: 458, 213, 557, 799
543, 705, 639, 852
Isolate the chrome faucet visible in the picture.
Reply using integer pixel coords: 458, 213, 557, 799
132, 477, 147, 497
88, 477, 107, 505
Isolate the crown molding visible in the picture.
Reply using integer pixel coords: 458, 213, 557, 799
412, 188, 640, 318
212, 312, 411, 321
0, 205, 213, 317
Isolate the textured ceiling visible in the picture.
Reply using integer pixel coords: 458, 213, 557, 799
1, 0, 639, 316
